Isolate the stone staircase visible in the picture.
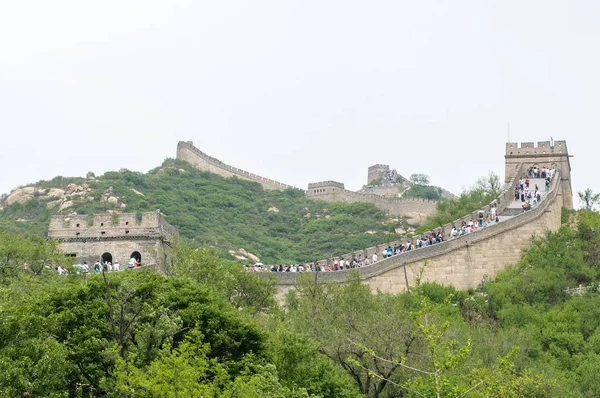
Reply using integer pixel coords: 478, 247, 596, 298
500, 178, 549, 219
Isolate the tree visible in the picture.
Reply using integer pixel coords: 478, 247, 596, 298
409, 174, 430, 186
476, 171, 501, 196
287, 273, 421, 397
578, 188, 600, 211
0, 230, 69, 283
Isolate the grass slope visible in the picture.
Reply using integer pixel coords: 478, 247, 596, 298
0, 159, 405, 263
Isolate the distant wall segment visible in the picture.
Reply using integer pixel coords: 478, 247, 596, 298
306, 180, 437, 217
176, 141, 297, 191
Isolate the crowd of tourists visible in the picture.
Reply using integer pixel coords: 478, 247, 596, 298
515, 166, 555, 212
249, 166, 557, 274
247, 202, 510, 274
53, 256, 142, 275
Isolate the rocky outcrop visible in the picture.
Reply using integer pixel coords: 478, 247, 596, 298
229, 248, 261, 263
2, 182, 127, 214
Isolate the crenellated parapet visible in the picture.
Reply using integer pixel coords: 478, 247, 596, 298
306, 180, 438, 218
49, 211, 178, 242
505, 140, 572, 208
505, 140, 568, 155
368, 164, 390, 172
177, 141, 297, 191
367, 164, 390, 184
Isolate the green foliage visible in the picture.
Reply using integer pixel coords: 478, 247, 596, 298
403, 184, 442, 200
369, 178, 383, 185
0, 229, 69, 283
409, 173, 430, 185
0, 159, 398, 263
4, 205, 600, 396
415, 173, 501, 233
578, 188, 600, 210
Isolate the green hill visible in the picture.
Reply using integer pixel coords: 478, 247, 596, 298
0, 159, 411, 264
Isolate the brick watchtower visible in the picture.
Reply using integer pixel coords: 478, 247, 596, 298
505, 140, 573, 209
367, 164, 390, 185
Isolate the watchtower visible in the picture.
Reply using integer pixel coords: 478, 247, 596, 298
48, 211, 179, 268
505, 140, 573, 208
306, 181, 345, 198
367, 164, 390, 185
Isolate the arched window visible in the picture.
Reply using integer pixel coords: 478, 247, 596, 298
101, 252, 113, 264
130, 251, 142, 264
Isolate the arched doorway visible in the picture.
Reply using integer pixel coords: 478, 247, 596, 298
101, 252, 113, 265
130, 251, 141, 265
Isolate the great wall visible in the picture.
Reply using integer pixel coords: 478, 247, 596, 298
267, 140, 573, 297
176, 141, 439, 219
306, 180, 436, 223
49, 211, 178, 267
49, 140, 573, 299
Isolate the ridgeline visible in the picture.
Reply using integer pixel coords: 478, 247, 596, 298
0, 159, 415, 264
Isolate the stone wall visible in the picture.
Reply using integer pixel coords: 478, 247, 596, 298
505, 141, 572, 208
306, 183, 438, 218
361, 185, 401, 197
49, 211, 177, 267
57, 237, 168, 268
176, 141, 296, 191
267, 166, 563, 295
367, 164, 390, 184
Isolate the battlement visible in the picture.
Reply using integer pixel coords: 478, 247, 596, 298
307, 181, 345, 190
368, 164, 389, 172
177, 141, 297, 190
505, 141, 568, 156
48, 211, 178, 241
504, 139, 572, 208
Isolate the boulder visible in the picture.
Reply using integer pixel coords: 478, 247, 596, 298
45, 188, 65, 199
5, 187, 36, 206
46, 200, 62, 208
130, 189, 145, 197
58, 201, 73, 212
267, 206, 279, 213
245, 251, 261, 263
86, 171, 96, 180
107, 196, 118, 205
66, 184, 78, 195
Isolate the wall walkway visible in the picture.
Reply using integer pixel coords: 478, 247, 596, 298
269, 166, 563, 297
176, 141, 297, 191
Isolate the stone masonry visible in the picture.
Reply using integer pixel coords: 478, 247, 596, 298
176, 141, 437, 217
505, 140, 572, 208
268, 141, 572, 299
176, 141, 296, 191
48, 211, 178, 267
306, 180, 437, 219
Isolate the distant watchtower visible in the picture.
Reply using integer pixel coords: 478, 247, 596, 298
367, 164, 390, 185
505, 140, 573, 209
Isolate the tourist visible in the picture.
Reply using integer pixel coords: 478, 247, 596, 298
372, 253, 377, 264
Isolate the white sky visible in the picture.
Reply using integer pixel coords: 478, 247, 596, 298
1, 1, 598, 205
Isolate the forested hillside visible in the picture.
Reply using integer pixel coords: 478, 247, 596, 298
2, 209, 600, 396
0, 159, 408, 264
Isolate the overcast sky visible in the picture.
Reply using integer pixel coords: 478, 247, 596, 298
1, 1, 597, 206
